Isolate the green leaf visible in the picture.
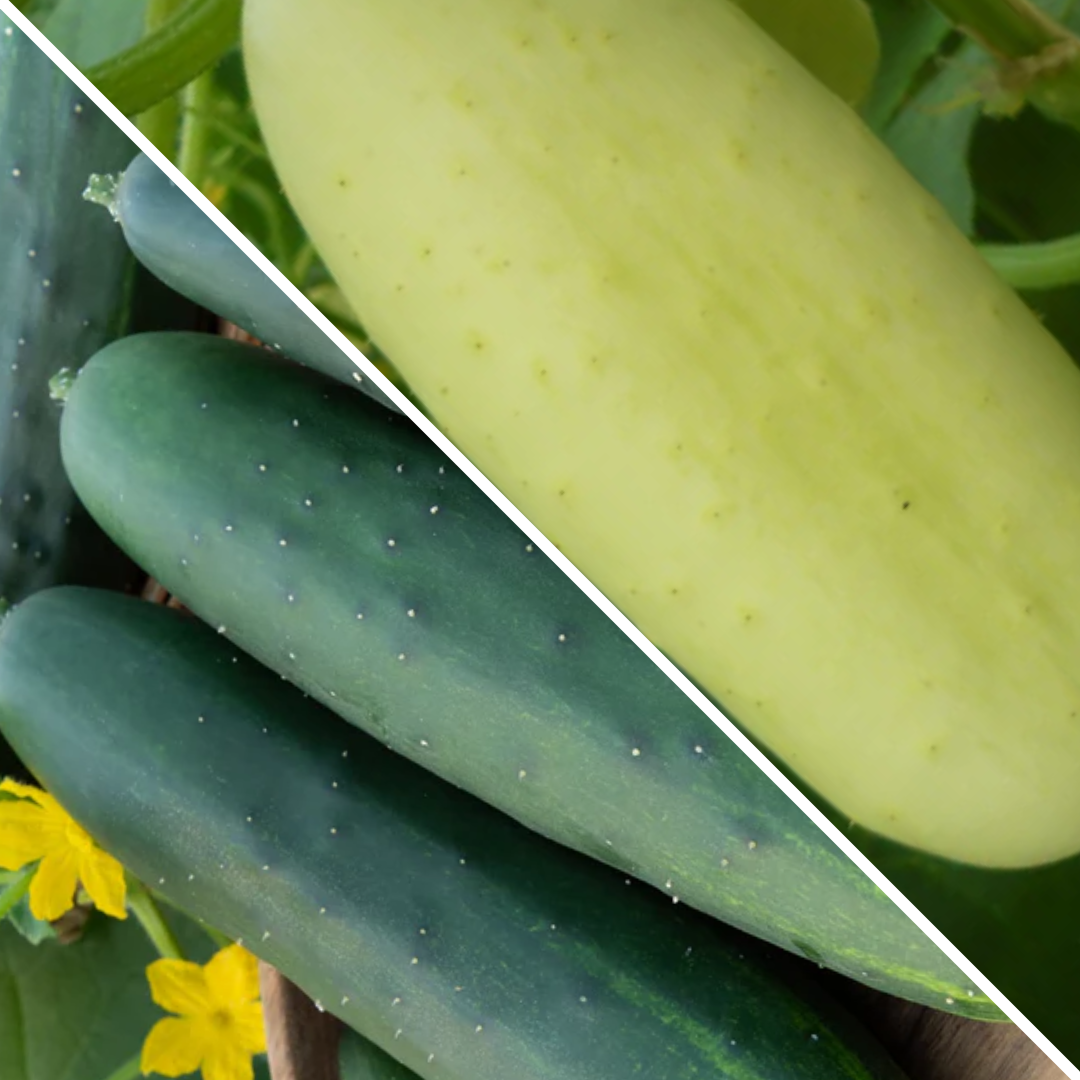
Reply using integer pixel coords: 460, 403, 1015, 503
861, 0, 952, 130
4, 895, 56, 947
881, 35, 985, 233
865, 0, 1078, 234
0, 907, 266, 1080
0, 870, 40, 939
0, 911, 274, 1080
0, 914, 160, 1080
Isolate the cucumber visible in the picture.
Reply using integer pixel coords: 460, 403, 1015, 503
0, 15, 149, 607
243, 0, 1080, 868
60, 332, 994, 1018
108, 151, 399, 412
0, 15, 196, 774
0, 586, 911, 1080
340, 1026, 421, 1080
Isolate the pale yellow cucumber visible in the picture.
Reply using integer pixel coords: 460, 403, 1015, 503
735, 0, 879, 104
244, 0, 1080, 869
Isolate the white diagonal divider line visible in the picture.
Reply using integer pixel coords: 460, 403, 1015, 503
2, 2, 1072, 1074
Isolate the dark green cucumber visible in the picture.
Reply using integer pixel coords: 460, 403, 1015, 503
109, 151, 399, 411
0, 16, 195, 609
0, 587, 909, 1080
340, 1026, 421, 1080
60, 332, 994, 1017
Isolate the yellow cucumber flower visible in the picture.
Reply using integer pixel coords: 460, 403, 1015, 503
0, 777, 127, 921
142, 944, 267, 1080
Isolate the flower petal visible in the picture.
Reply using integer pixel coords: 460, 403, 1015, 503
230, 1000, 268, 1055
28, 845, 80, 921
201, 1039, 256, 1080
146, 956, 213, 1017
205, 945, 260, 1009
77, 845, 127, 919
0, 778, 57, 809
0, 800, 54, 869
140, 1015, 209, 1077
0, 782, 73, 831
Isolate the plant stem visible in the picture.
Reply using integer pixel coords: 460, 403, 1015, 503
0, 865, 33, 920
177, 68, 217, 191
85, 0, 241, 118
144, 886, 234, 950
136, 0, 187, 160
127, 878, 186, 961
183, 109, 271, 161
931, 0, 1067, 54
929, 0, 1080, 130
97, 1052, 142, 1080
980, 232, 1080, 290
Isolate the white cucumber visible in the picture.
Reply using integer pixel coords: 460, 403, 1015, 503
244, 0, 1080, 868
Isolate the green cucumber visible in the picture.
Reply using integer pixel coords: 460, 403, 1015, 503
0, 16, 143, 607
0, 16, 194, 774
0, 15, 198, 611
108, 151, 399, 411
0, 586, 910, 1080
60, 332, 994, 1018
340, 1026, 421, 1080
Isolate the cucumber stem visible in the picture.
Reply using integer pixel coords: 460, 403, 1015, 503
84, 0, 241, 118
82, 172, 122, 221
127, 877, 186, 961
980, 232, 1080, 290
0, 864, 34, 921
929, 0, 1080, 129
932, 0, 1068, 54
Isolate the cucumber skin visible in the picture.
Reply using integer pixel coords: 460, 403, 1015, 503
340, 1026, 424, 1080
0, 587, 909, 1080
243, 0, 1080, 869
0, 17, 195, 775
0, 17, 146, 606
113, 152, 399, 412
60, 333, 994, 1018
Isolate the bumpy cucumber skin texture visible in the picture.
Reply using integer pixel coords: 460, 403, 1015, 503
113, 153, 399, 412
244, 0, 1080, 868
0, 587, 910, 1080
0, 17, 146, 607
61, 333, 993, 1019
